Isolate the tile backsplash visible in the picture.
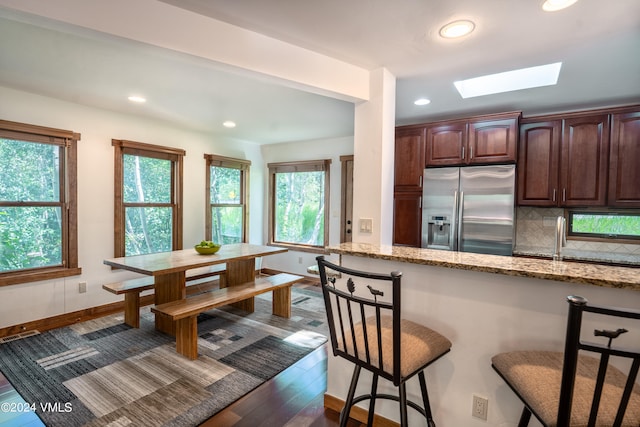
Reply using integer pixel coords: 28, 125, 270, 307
515, 206, 640, 258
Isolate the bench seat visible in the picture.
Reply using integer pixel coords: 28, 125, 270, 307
151, 272, 303, 359
102, 264, 227, 327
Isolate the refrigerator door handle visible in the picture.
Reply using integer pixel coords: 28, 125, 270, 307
457, 191, 464, 251
452, 190, 459, 250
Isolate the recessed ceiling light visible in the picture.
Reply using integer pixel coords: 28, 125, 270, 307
127, 95, 146, 103
542, 0, 578, 12
454, 62, 562, 98
414, 98, 431, 106
439, 20, 475, 39
223, 121, 236, 128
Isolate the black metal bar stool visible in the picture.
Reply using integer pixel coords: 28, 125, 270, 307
492, 295, 640, 426
316, 256, 452, 426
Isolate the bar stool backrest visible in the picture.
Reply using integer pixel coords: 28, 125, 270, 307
559, 295, 640, 426
316, 256, 403, 386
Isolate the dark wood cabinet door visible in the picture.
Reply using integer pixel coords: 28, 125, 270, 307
608, 110, 640, 207
425, 122, 466, 166
560, 114, 610, 206
517, 121, 561, 206
393, 192, 422, 247
468, 118, 518, 164
395, 126, 426, 190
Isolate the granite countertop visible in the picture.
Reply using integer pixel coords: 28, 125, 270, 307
514, 246, 640, 267
326, 243, 640, 292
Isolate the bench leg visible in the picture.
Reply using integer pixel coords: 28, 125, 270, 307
175, 316, 198, 360
272, 286, 291, 318
124, 293, 141, 328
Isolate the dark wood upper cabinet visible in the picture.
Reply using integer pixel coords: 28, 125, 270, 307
517, 120, 562, 206
394, 126, 426, 191
560, 114, 610, 206
518, 113, 611, 207
468, 118, 518, 164
608, 110, 640, 207
425, 112, 519, 166
425, 121, 466, 166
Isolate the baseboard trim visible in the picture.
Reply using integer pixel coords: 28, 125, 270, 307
0, 271, 318, 339
0, 280, 220, 338
324, 393, 399, 427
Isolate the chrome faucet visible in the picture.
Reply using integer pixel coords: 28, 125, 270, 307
553, 216, 566, 261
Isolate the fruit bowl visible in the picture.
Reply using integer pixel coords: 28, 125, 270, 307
194, 241, 221, 255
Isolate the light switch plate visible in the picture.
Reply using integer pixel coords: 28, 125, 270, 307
359, 218, 373, 233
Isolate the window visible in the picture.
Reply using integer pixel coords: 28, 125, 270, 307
113, 140, 184, 257
268, 159, 331, 251
205, 154, 250, 244
0, 120, 81, 286
568, 210, 640, 241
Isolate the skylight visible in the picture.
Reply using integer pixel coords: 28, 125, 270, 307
453, 62, 562, 99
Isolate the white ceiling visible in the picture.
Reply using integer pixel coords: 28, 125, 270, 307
1, 1, 639, 144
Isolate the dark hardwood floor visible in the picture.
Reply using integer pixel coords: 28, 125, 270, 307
201, 343, 364, 427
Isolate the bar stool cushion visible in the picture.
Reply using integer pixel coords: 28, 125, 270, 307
492, 350, 640, 427
342, 315, 452, 379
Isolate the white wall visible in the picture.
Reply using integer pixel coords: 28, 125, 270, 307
0, 86, 266, 328
259, 137, 353, 275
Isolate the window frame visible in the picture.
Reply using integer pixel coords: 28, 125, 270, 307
567, 208, 640, 243
112, 139, 184, 257
267, 159, 331, 253
0, 119, 81, 286
204, 154, 251, 243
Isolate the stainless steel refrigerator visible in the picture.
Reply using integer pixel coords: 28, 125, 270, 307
421, 165, 516, 256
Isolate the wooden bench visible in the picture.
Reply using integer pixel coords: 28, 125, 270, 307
102, 264, 227, 328
151, 272, 304, 359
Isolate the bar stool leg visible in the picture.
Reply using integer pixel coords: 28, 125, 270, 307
419, 371, 436, 427
367, 374, 379, 426
399, 382, 408, 427
340, 364, 361, 427
518, 408, 532, 427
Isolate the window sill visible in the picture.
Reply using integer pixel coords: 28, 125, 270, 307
0, 267, 83, 287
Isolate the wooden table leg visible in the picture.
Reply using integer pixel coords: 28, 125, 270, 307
226, 258, 256, 313
154, 271, 186, 335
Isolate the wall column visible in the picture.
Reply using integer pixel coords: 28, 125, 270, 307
352, 68, 396, 245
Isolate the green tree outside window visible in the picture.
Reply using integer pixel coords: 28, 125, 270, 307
0, 139, 62, 271
268, 159, 330, 250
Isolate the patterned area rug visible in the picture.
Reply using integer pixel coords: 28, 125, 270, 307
0, 285, 328, 427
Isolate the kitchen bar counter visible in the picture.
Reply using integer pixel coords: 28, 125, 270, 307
322, 243, 640, 425
326, 242, 640, 291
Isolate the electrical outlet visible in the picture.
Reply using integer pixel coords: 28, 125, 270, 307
298, 256, 303, 264
78, 281, 87, 293
472, 395, 488, 420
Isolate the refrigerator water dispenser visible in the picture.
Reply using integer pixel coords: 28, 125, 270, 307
427, 215, 451, 248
